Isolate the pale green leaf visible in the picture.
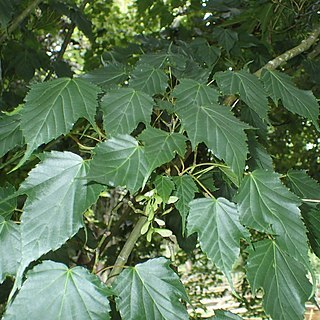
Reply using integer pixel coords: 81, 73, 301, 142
130, 64, 168, 95
0, 218, 21, 283
101, 88, 153, 135
246, 239, 312, 320
82, 63, 128, 89
0, 113, 23, 158
213, 309, 243, 319
235, 169, 309, 267
187, 198, 248, 282
18, 151, 102, 275
154, 176, 174, 204
113, 257, 188, 320
173, 175, 197, 233
214, 70, 269, 119
261, 69, 319, 130
4, 261, 111, 320
139, 127, 186, 173
0, 184, 17, 219
174, 79, 249, 177
20, 78, 100, 163
88, 135, 148, 193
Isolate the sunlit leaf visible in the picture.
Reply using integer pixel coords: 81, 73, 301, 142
154, 175, 174, 204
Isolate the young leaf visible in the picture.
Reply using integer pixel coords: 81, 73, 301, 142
139, 127, 186, 174
88, 135, 148, 193
154, 175, 174, 204
0, 184, 17, 219
3, 261, 112, 320
0, 218, 21, 283
187, 198, 249, 283
130, 64, 168, 95
0, 113, 23, 158
261, 69, 319, 130
173, 175, 197, 233
101, 87, 153, 135
214, 70, 269, 119
82, 63, 128, 89
246, 239, 312, 320
18, 151, 102, 275
20, 78, 100, 164
235, 169, 309, 267
113, 257, 189, 320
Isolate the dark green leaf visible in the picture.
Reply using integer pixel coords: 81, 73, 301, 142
0, 0, 13, 28
88, 135, 148, 193
0, 184, 17, 219
139, 127, 186, 174
0, 113, 23, 158
212, 28, 238, 53
154, 175, 174, 204
188, 197, 248, 283
246, 239, 312, 320
248, 138, 273, 170
173, 175, 197, 233
113, 257, 188, 320
214, 70, 269, 119
261, 69, 319, 130
101, 88, 153, 135
3, 261, 111, 320
303, 208, 320, 257
130, 64, 168, 95
20, 78, 100, 164
0, 218, 20, 283
70, 9, 93, 40
18, 151, 102, 275
235, 169, 309, 267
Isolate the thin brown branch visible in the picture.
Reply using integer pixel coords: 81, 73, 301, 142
0, 0, 43, 44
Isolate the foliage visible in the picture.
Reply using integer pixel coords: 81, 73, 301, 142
1, 0, 320, 319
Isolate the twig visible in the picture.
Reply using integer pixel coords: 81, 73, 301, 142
106, 216, 147, 285
0, 0, 43, 44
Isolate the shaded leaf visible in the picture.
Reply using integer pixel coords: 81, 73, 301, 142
113, 257, 188, 320
235, 169, 309, 267
212, 28, 238, 52
18, 151, 102, 275
0, 184, 17, 219
246, 239, 312, 320
261, 69, 319, 130
154, 176, 174, 204
20, 78, 100, 164
88, 135, 148, 193
303, 208, 320, 257
0, 218, 21, 283
248, 137, 273, 170
0, 113, 23, 158
187, 197, 248, 283
139, 127, 186, 174
101, 88, 153, 135
0, 0, 13, 28
173, 175, 197, 233
214, 70, 269, 119
130, 64, 168, 95
213, 309, 243, 319
3, 261, 111, 320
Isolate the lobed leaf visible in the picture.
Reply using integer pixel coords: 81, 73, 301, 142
154, 175, 175, 204
0, 184, 17, 219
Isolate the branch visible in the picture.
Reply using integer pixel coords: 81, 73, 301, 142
0, 0, 43, 44
106, 216, 147, 285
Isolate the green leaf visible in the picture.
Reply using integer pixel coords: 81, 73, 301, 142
189, 38, 221, 67
235, 169, 309, 267
212, 28, 238, 53
0, 218, 21, 283
286, 169, 320, 206
213, 309, 243, 319
113, 257, 188, 320
101, 87, 153, 135
187, 198, 248, 283
172, 175, 197, 233
246, 239, 312, 320
154, 176, 174, 204
130, 64, 168, 95
261, 69, 319, 130
139, 127, 186, 174
82, 63, 128, 89
248, 138, 273, 171
0, 0, 13, 28
18, 151, 102, 274
303, 208, 320, 257
214, 70, 269, 119
20, 78, 100, 164
88, 135, 148, 193
174, 80, 249, 177
0, 184, 17, 219
3, 261, 111, 320
0, 113, 23, 158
